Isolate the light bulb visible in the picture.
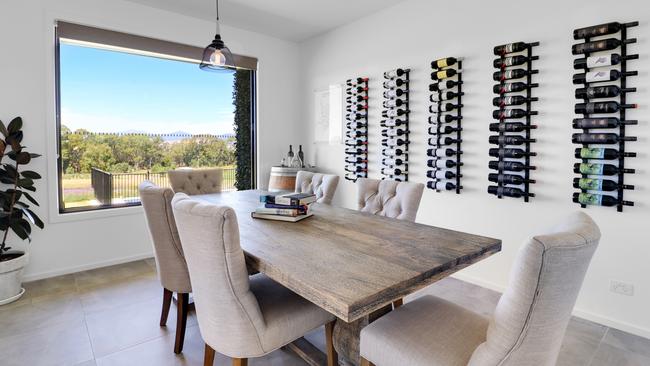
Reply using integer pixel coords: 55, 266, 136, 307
210, 49, 226, 66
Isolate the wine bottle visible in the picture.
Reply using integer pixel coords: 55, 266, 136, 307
492, 109, 537, 119
381, 138, 408, 147
382, 108, 408, 118
488, 173, 534, 185
382, 128, 408, 137
492, 69, 537, 81
427, 148, 459, 157
488, 148, 536, 159
573, 22, 622, 40
430, 103, 463, 113
382, 158, 405, 166
427, 170, 457, 180
489, 160, 535, 172
434, 91, 463, 101
381, 118, 406, 127
573, 53, 638, 69
429, 114, 461, 124
298, 145, 305, 167
428, 159, 459, 168
346, 104, 368, 112
430, 80, 461, 92
431, 69, 457, 81
493, 82, 538, 94
346, 112, 367, 120
345, 148, 366, 155
489, 122, 536, 132
575, 86, 636, 99
489, 135, 535, 145
488, 185, 531, 198
383, 79, 406, 88
572, 118, 637, 129
382, 148, 405, 156
345, 140, 368, 147
382, 167, 407, 176
573, 192, 633, 207
347, 95, 368, 102
346, 86, 368, 94
492, 95, 537, 107
429, 137, 461, 145
384, 88, 408, 99
428, 181, 457, 191
575, 147, 636, 160
574, 102, 637, 114
493, 55, 530, 68
572, 70, 637, 84
574, 162, 634, 175
383, 99, 405, 108
429, 126, 461, 135
346, 122, 368, 129
287, 145, 294, 159
573, 177, 633, 191
346, 157, 368, 164
384, 69, 406, 79
346, 167, 368, 173
431, 57, 457, 69
572, 38, 635, 55
493, 42, 529, 55
572, 133, 636, 144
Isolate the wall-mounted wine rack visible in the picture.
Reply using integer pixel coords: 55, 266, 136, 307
427, 57, 463, 193
571, 21, 638, 212
344, 77, 369, 182
381, 68, 410, 181
488, 41, 539, 201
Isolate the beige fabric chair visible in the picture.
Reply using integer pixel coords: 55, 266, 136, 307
356, 178, 424, 222
138, 181, 191, 354
171, 193, 337, 365
294, 171, 340, 204
360, 211, 601, 366
168, 168, 223, 195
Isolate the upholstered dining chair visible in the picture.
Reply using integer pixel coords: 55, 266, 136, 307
356, 178, 424, 222
295, 171, 340, 204
168, 168, 223, 195
359, 211, 601, 366
171, 193, 337, 366
138, 181, 191, 354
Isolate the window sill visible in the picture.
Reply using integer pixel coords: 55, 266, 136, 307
49, 204, 144, 224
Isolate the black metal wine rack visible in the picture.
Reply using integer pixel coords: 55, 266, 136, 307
571, 21, 638, 212
381, 68, 410, 181
427, 57, 463, 193
488, 41, 539, 201
344, 77, 369, 182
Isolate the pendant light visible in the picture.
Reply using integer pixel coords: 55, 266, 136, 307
200, 0, 235, 72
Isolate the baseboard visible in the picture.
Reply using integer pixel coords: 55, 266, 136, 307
452, 272, 650, 340
22, 252, 154, 282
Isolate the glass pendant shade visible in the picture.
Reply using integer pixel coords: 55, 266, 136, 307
200, 34, 236, 72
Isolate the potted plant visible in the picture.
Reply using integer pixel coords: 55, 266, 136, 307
0, 117, 43, 305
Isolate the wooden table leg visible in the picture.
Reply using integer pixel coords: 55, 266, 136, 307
332, 305, 392, 366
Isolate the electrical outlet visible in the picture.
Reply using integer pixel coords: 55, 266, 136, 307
610, 280, 634, 296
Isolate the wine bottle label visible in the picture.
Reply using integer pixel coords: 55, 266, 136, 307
579, 163, 604, 175
586, 55, 612, 68
578, 178, 603, 191
434, 59, 449, 68
577, 192, 602, 206
435, 70, 448, 79
585, 71, 611, 83
579, 147, 605, 159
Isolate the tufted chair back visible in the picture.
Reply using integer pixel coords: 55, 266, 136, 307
168, 168, 223, 195
294, 171, 340, 204
356, 178, 424, 222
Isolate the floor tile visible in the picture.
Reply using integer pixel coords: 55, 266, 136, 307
590, 342, 650, 366
80, 273, 160, 314
601, 327, 650, 358
75, 261, 155, 290
23, 273, 78, 300
144, 257, 157, 269
0, 319, 93, 366
556, 317, 607, 366
0, 292, 84, 338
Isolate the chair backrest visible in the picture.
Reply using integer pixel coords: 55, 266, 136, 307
294, 171, 340, 204
138, 181, 191, 293
168, 168, 223, 195
356, 178, 424, 222
469, 212, 601, 366
171, 193, 266, 356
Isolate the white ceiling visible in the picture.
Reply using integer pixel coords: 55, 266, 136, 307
124, 0, 407, 41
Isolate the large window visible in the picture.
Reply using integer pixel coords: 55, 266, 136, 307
55, 22, 256, 213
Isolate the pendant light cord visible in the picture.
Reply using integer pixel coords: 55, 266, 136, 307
215, 0, 220, 34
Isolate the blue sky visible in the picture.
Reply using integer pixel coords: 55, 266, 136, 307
59, 42, 235, 135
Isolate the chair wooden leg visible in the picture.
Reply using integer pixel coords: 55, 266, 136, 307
360, 357, 374, 366
160, 288, 173, 326
174, 293, 189, 354
232, 358, 248, 366
204, 343, 216, 366
392, 298, 403, 310
325, 320, 338, 366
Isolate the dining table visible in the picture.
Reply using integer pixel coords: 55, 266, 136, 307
195, 190, 502, 366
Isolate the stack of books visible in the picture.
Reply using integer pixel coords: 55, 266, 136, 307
252, 193, 317, 222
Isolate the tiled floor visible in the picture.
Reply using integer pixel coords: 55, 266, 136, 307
1, 259, 648, 366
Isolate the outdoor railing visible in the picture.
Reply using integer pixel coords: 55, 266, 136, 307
91, 167, 236, 205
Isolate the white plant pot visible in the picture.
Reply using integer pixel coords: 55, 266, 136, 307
0, 251, 28, 305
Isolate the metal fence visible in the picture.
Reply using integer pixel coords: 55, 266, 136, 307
91, 167, 236, 205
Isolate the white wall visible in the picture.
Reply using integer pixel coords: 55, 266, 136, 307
299, 0, 650, 338
0, 0, 301, 279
